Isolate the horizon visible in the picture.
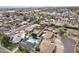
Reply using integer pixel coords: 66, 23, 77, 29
0, 6, 79, 8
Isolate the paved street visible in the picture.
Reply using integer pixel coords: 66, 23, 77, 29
61, 35, 76, 53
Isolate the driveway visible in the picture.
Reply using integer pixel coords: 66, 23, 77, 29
54, 36, 64, 53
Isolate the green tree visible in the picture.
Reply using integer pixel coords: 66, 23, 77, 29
77, 12, 79, 15
0, 34, 10, 47
31, 33, 37, 39
36, 47, 40, 52
1, 37, 10, 47
76, 46, 79, 53
18, 46, 29, 53
59, 28, 66, 36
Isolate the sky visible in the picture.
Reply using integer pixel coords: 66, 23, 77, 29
0, 0, 79, 6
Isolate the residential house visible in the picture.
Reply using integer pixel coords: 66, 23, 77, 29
19, 36, 40, 52
39, 39, 55, 53
42, 27, 53, 39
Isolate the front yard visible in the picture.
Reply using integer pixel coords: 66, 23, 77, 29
0, 33, 18, 51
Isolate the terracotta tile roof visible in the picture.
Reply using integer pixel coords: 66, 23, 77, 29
40, 40, 55, 53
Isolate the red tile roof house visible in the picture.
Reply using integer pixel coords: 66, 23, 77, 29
39, 39, 56, 53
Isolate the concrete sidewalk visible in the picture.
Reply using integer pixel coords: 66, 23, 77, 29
0, 45, 11, 53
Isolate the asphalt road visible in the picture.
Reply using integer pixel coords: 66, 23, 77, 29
61, 35, 76, 53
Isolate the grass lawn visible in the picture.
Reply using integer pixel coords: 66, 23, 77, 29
6, 44, 18, 51
0, 33, 18, 51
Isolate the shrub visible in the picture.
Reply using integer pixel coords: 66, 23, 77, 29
18, 46, 29, 53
